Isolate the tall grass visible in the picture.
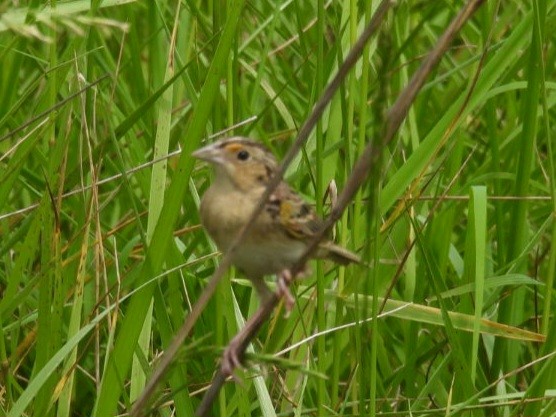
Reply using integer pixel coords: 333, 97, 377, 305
0, 1, 554, 416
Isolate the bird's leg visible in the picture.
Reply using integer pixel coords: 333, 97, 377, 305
276, 263, 313, 313
220, 271, 298, 376
220, 278, 272, 376
221, 310, 261, 377
253, 274, 295, 312
221, 292, 278, 377
276, 269, 295, 313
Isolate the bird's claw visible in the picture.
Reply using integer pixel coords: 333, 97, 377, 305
220, 268, 297, 377
221, 339, 244, 382
277, 269, 295, 313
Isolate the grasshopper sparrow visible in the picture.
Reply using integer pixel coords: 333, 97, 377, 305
193, 136, 359, 373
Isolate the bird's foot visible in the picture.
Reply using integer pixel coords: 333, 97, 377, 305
221, 335, 244, 379
277, 269, 295, 313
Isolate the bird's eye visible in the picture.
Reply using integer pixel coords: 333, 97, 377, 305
237, 150, 250, 161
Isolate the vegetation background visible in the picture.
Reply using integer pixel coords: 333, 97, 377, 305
0, 0, 554, 416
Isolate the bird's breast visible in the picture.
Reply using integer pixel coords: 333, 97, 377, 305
200, 185, 307, 277
200, 187, 254, 251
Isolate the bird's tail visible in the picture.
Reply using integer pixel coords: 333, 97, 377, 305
317, 242, 360, 265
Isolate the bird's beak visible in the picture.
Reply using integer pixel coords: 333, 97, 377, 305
191, 142, 221, 164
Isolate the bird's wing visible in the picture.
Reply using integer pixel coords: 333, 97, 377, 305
265, 182, 360, 265
266, 182, 322, 240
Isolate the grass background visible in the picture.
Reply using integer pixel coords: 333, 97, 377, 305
1, 0, 555, 416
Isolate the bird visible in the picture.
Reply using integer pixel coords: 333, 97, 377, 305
192, 136, 359, 374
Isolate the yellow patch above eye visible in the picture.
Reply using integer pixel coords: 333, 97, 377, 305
225, 143, 244, 153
